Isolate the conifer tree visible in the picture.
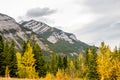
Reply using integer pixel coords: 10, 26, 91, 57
50, 53, 57, 75
0, 35, 4, 53
33, 42, 46, 77
22, 41, 27, 54
9, 40, 17, 77
0, 41, 10, 76
87, 49, 98, 80
57, 55, 63, 70
63, 56, 68, 70
0, 39, 17, 77
84, 47, 89, 77
0, 35, 4, 75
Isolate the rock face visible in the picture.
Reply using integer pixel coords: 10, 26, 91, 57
20, 20, 78, 44
21, 20, 50, 34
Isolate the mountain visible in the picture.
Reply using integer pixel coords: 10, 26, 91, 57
0, 13, 49, 51
20, 20, 91, 56
0, 13, 92, 56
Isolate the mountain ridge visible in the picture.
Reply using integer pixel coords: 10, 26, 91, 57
0, 13, 92, 56
20, 19, 91, 56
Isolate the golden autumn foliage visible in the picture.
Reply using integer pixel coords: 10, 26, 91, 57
56, 69, 69, 80
97, 46, 113, 79
16, 42, 38, 79
1, 40, 120, 80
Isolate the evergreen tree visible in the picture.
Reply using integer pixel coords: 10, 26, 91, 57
33, 42, 46, 77
63, 56, 68, 70
84, 47, 89, 77
0, 41, 10, 76
0, 35, 4, 75
57, 55, 63, 70
9, 40, 17, 77
0, 35, 4, 53
50, 53, 57, 75
0, 39, 17, 77
87, 49, 98, 80
22, 41, 27, 54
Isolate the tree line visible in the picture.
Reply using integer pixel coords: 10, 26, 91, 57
0, 35, 120, 80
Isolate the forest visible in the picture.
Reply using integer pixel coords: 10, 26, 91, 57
0, 35, 120, 80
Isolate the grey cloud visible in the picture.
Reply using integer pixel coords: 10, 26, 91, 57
84, 0, 120, 15
77, 17, 119, 34
76, 16, 120, 43
26, 7, 56, 17
75, 0, 120, 42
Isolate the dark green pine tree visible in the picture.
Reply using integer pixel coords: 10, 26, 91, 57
73, 57, 79, 70
63, 56, 68, 70
1, 41, 11, 76
0, 39, 17, 77
0, 35, 4, 53
9, 40, 17, 77
22, 41, 27, 54
0, 35, 4, 76
33, 42, 46, 77
0, 41, 10, 76
87, 47, 99, 80
50, 53, 57, 75
85, 47, 89, 66
57, 55, 63, 70
91, 46, 99, 79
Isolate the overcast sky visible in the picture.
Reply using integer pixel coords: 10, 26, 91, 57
0, 0, 120, 49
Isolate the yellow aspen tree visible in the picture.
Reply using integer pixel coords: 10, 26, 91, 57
78, 53, 85, 78
45, 72, 54, 80
112, 58, 120, 79
111, 49, 120, 79
56, 69, 69, 80
16, 42, 38, 78
69, 60, 76, 79
97, 42, 112, 80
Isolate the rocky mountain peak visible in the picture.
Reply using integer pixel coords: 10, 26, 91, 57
20, 19, 50, 34
20, 20, 78, 44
